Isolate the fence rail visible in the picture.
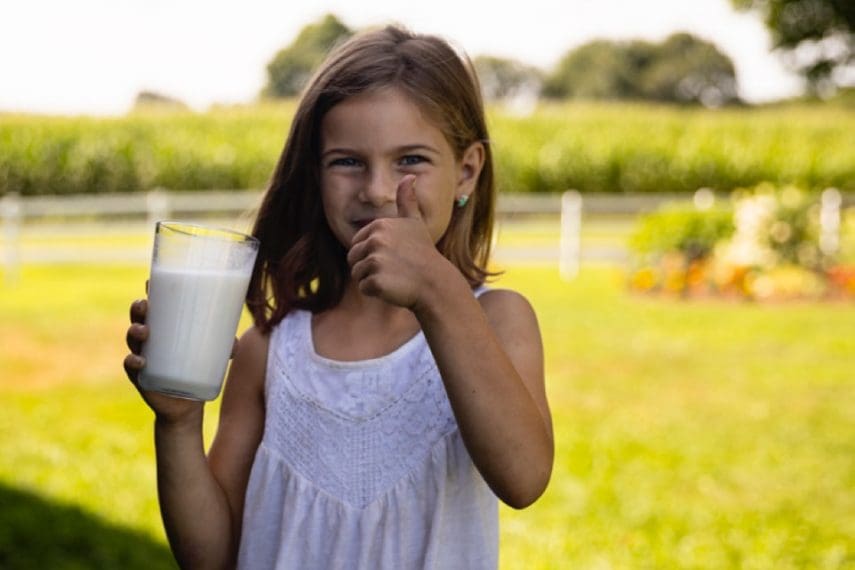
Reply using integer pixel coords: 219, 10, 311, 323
1, 189, 697, 220
2, 188, 851, 284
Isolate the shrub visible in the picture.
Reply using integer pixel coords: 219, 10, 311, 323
628, 184, 855, 300
629, 203, 735, 262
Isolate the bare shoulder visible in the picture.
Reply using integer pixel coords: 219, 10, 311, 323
235, 326, 269, 366
478, 288, 540, 334
223, 327, 270, 412
477, 288, 543, 367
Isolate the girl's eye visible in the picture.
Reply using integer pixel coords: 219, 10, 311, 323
328, 157, 362, 168
399, 155, 428, 167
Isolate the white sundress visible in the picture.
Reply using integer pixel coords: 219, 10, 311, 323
237, 295, 498, 569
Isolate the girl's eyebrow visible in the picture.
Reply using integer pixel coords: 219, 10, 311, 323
321, 144, 441, 158
321, 147, 357, 159
397, 144, 441, 155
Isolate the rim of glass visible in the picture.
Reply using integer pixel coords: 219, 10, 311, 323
156, 220, 259, 245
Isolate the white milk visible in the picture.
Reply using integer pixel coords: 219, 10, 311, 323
139, 265, 252, 400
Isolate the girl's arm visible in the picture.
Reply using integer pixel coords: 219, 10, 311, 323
414, 268, 553, 509
157, 326, 266, 568
125, 314, 266, 568
206, 326, 267, 560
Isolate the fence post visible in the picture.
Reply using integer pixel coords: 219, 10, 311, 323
147, 188, 170, 228
1, 192, 21, 285
693, 187, 715, 211
819, 187, 841, 256
560, 190, 582, 280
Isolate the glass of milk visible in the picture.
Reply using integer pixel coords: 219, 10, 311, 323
139, 221, 260, 401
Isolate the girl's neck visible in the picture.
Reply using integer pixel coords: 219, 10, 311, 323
310, 281, 421, 361
338, 281, 407, 317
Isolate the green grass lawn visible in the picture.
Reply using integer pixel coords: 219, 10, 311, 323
1, 261, 853, 569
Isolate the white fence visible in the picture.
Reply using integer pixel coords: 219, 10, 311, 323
1, 188, 849, 284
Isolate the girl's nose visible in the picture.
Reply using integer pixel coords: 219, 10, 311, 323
359, 168, 398, 208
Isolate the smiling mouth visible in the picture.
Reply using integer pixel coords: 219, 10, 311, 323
352, 218, 374, 230
352, 214, 395, 229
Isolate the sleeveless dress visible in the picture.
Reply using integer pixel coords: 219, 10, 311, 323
237, 293, 498, 569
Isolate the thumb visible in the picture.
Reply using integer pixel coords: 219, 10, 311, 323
396, 175, 420, 219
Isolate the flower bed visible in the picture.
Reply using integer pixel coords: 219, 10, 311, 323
628, 185, 854, 301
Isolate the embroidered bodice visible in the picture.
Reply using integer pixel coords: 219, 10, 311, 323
237, 305, 498, 569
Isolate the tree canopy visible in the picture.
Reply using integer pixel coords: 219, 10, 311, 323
262, 14, 353, 98
132, 90, 188, 111
542, 33, 740, 106
732, 0, 854, 94
472, 56, 543, 102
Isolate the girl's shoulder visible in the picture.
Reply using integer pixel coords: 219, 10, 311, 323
227, 325, 270, 397
217, 326, 270, 405
476, 287, 540, 334
239, 324, 271, 352
474, 285, 532, 307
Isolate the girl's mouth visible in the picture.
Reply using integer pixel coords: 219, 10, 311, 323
352, 218, 374, 230
351, 212, 395, 230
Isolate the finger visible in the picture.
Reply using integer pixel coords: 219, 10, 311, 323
350, 220, 375, 249
350, 219, 389, 252
130, 299, 148, 324
396, 175, 420, 220
350, 253, 380, 286
358, 275, 382, 298
230, 338, 239, 359
346, 236, 370, 267
352, 258, 383, 297
126, 323, 148, 355
123, 353, 145, 383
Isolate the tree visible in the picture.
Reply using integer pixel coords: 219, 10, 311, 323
262, 14, 353, 98
732, 0, 854, 94
541, 40, 635, 99
472, 56, 544, 102
643, 33, 739, 107
132, 90, 189, 111
543, 34, 740, 106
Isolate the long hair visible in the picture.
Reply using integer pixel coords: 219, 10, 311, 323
247, 25, 496, 332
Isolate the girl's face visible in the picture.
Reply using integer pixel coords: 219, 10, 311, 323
319, 86, 483, 248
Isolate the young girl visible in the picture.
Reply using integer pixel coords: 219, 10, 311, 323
124, 25, 552, 569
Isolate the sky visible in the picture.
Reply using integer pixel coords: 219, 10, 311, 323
0, 0, 805, 115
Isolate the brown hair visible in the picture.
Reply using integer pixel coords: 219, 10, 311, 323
247, 25, 496, 332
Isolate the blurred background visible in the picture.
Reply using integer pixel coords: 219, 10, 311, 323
0, 0, 853, 568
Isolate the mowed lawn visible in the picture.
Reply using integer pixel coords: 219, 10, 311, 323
0, 260, 852, 569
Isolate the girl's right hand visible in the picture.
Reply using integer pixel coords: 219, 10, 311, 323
123, 297, 204, 423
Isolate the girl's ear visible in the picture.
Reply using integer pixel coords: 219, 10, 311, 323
456, 141, 486, 196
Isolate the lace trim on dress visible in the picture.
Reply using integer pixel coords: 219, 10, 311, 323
263, 311, 458, 508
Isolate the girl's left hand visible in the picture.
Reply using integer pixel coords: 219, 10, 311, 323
347, 175, 450, 309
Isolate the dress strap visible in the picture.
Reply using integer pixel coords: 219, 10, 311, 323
473, 284, 491, 298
